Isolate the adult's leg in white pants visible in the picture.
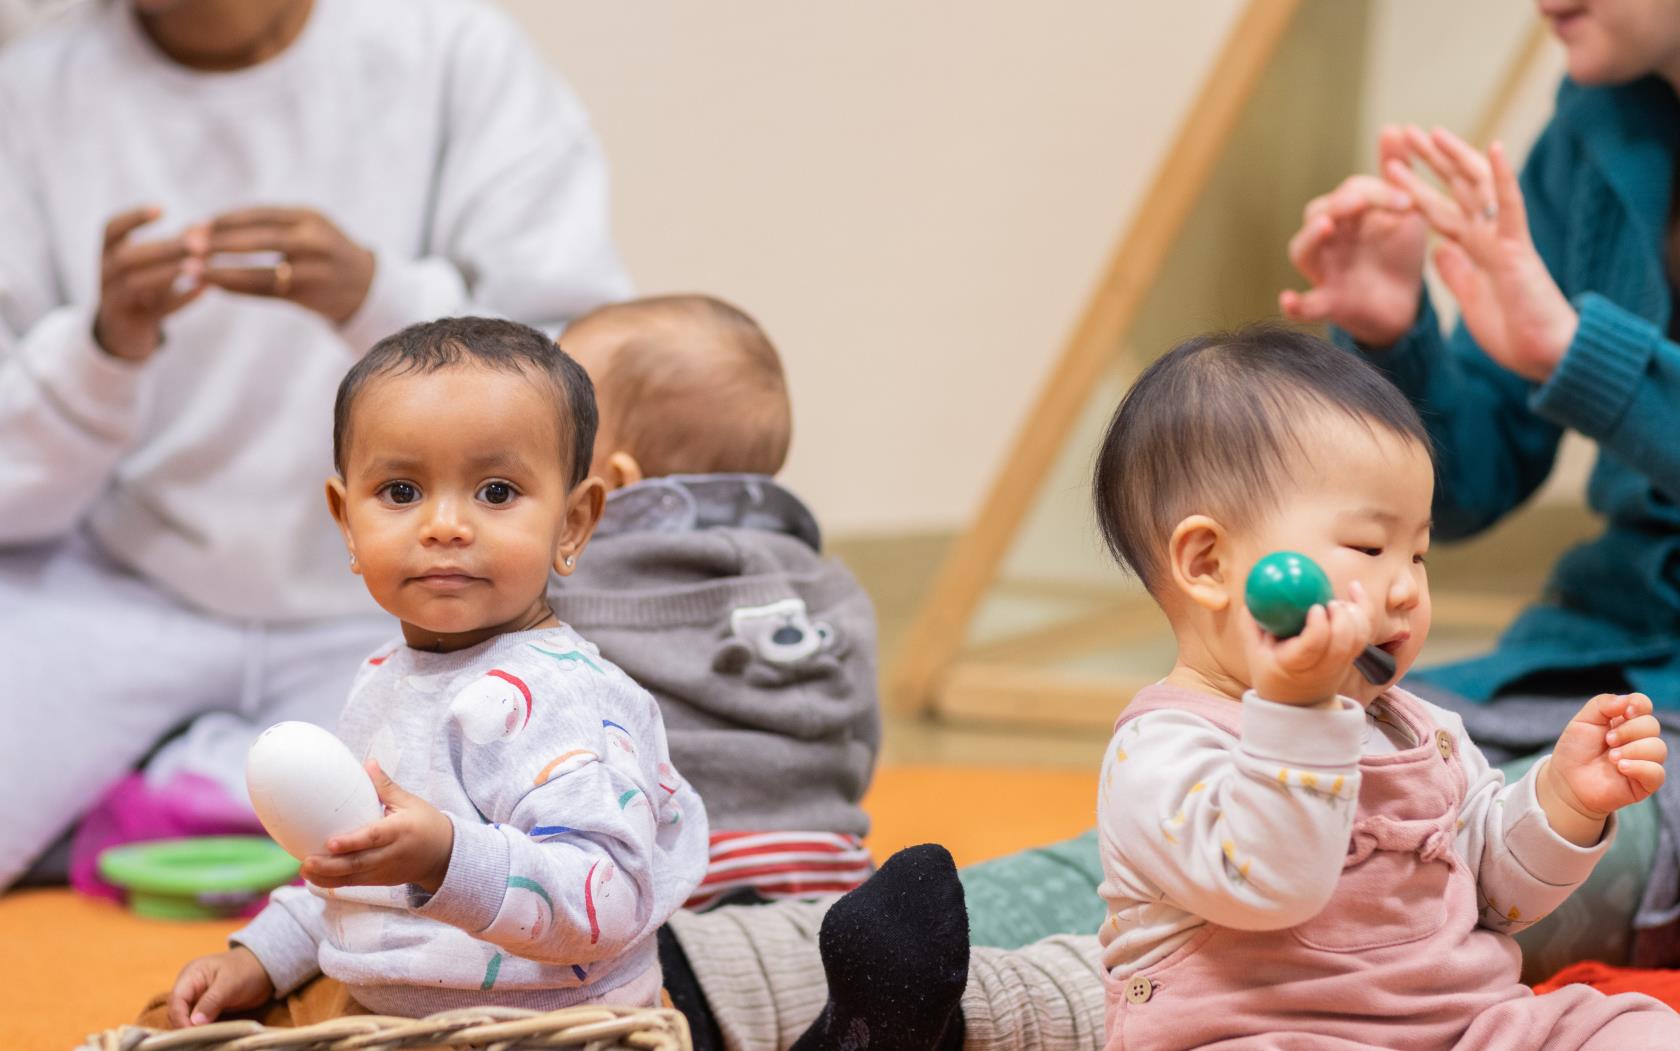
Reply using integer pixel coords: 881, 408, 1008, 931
0, 534, 245, 890
142, 611, 395, 803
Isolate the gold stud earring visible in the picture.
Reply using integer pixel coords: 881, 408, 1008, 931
349, 554, 358, 570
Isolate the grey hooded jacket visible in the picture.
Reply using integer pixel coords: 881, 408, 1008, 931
550, 475, 879, 837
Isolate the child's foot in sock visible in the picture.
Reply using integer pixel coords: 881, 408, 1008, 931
791, 843, 969, 1051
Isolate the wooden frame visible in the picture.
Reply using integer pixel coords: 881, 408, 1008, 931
888, 4, 1561, 724
886, 0, 1303, 714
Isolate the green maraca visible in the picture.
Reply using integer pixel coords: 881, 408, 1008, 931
1245, 551, 1396, 685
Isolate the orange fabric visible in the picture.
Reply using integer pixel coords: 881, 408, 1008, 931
1533, 961, 1680, 1012
0, 763, 1099, 1051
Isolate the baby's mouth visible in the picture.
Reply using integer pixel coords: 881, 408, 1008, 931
412, 569, 485, 589
1377, 633, 1411, 656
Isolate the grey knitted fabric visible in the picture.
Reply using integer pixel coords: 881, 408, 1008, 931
551, 476, 880, 837
667, 898, 832, 1050
667, 898, 1107, 1051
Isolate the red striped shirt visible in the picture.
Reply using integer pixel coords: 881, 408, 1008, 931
685, 831, 873, 910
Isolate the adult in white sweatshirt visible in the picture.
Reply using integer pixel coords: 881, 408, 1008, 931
0, 0, 631, 889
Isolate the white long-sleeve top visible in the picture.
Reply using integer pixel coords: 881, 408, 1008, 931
1097, 687, 1614, 977
0, 0, 630, 620
233, 626, 709, 1014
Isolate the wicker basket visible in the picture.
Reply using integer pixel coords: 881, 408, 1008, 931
77, 1004, 692, 1051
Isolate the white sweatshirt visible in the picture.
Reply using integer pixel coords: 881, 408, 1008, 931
233, 626, 709, 1014
0, 0, 631, 620
1097, 686, 1613, 977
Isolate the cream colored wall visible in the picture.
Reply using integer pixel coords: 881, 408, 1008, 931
500, 0, 1246, 536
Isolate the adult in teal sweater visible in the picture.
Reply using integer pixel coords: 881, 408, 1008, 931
1279, 2, 1680, 965
1284, 30, 1680, 708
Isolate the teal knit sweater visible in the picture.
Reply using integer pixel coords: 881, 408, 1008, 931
1341, 76, 1680, 707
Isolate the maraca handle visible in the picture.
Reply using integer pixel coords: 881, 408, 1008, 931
1354, 645, 1396, 686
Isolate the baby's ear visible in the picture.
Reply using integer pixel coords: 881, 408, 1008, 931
1166, 515, 1233, 612
324, 477, 359, 572
601, 451, 643, 492
553, 476, 607, 576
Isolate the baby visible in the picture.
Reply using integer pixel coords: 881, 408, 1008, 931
1093, 325, 1678, 1048
158, 317, 708, 1026
551, 295, 879, 908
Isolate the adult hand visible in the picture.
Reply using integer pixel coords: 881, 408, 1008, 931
1245, 581, 1376, 708
1382, 127, 1577, 383
301, 760, 454, 893
92, 206, 209, 362
1541, 692, 1666, 848
166, 946, 274, 1027
1281, 125, 1429, 347
204, 207, 376, 324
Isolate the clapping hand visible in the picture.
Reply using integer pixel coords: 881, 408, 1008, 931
1381, 126, 1578, 382
1281, 125, 1430, 347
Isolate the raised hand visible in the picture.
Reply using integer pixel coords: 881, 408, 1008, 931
1541, 692, 1667, 848
1382, 127, 1578, 382
1280, 125, 1430, 347
1245, 581, 1377, 707
203, 207, 376, 324
166, 946, 273, 1027
301, 760, 454, 893
93, 206, 209, 362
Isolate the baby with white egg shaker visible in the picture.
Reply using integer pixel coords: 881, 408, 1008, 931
152, 317, 708, 1027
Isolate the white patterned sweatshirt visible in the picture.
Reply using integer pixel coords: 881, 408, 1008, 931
1097, 684, 1615, 977
232, 626, 709, 1014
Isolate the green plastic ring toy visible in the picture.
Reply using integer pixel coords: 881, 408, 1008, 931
97, 836, 299, 921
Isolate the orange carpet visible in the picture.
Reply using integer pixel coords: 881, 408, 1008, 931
0, 764, 1098, 1051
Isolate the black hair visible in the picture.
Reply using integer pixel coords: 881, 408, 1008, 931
1091, 323, 1432, 592
333, 316, 596, 487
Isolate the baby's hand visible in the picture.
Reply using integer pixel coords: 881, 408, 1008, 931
166, 946, 273, 1027
301, 760, 455, 893
1246, 581, 1375, 707
1541, 693, 1666, 844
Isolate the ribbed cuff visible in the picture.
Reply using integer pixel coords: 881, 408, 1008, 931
1531, 292, 1654, 441
1502, 759, 1616, 887
229, 898, 322, 997
411, 815, 509, 934
19, 306, 145, 442
1240, 691, 1366, 767
1334, 291, 1438, 395
337, 254, 469, 355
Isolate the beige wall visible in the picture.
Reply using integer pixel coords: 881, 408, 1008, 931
509, 2, 1586, 543
502, 0, 1247, 536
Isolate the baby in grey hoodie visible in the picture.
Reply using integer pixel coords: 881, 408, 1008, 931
553, 295, 880, 908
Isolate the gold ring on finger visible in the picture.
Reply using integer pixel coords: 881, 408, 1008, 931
273, 258, 293, 297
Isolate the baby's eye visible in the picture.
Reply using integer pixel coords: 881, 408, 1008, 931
1348, 546, 1383, 557
380, 481, 420, 506
478, 481, 516, 505
1413, 553, 1429, 565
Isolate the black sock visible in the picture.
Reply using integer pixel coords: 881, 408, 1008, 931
791, 843, 969, 1051
657, 924, 724, 1051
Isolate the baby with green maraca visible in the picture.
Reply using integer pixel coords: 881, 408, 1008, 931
1091, 325, 1676, 1047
